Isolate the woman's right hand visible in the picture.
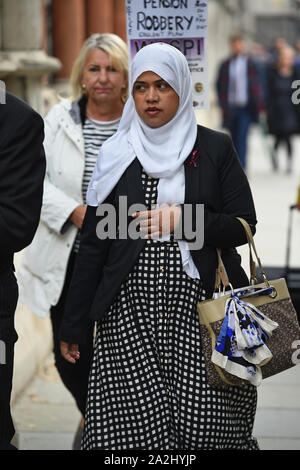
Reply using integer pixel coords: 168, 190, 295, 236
69, 205, 87, 229
60, 341, 80, 364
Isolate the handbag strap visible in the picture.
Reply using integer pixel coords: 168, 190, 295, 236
214, 218, 270, 292
215, 248, 231, 289
236, 218, 258, 283
236, 217, 269, 284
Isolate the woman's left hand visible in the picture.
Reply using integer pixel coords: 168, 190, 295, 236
132, 205, 182, 239
60, 341, 80, 364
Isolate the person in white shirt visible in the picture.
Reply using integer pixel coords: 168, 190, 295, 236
216, 35, 265, 170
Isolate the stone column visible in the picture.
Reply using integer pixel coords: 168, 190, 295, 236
52, 0, 86, 80
0, 0, 3, 50
114, 0, 127, 41
41, 0, 48, 53
0, 0, 61, 112
2, 0, 43, 50
86, 0, 114, 36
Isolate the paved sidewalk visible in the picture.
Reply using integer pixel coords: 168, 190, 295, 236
11, 125, 300, 450
245, 127, 300, 450
253, 367, 300, 450
11, 354, 81, 450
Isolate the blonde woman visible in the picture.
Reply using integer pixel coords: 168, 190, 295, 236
17, 33, 128, 447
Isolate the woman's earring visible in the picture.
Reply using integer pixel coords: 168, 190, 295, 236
121, 87, 128, 103
82, 84, 86, 90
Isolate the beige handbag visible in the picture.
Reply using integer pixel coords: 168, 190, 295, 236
198, 217, 300, 388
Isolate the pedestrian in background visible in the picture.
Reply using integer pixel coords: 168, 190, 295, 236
294, 39, 300, 67
269, 37, 289, 66
17, 33, 128, 448
0, 92, 45, 450
60, 43, 259, 450
249, 41, 272, 103
216, 35, 265, 170
266, 46, 300, 173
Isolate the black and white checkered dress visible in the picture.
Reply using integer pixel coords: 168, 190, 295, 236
81, 171, 259, 450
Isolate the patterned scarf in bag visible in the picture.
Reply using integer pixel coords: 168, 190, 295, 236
211, 286, 279, 386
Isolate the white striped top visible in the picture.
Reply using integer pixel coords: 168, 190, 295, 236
73, 117, 120, 252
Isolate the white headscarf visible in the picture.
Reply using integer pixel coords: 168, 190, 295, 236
87, 42, 200, 279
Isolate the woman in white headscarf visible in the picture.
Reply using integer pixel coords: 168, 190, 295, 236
60, 43, 259, 450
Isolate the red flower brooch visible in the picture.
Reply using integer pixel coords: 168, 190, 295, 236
187, 150, 199, 168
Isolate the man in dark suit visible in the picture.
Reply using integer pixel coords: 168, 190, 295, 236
0, 91, 46, 450
216, 35, 265, 170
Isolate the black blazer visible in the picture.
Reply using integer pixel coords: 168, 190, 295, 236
60, 125, 257, 344
266, 65, 300, 136
0, 92, 46, 273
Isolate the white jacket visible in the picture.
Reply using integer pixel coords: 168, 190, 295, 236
17, 99, 85, 317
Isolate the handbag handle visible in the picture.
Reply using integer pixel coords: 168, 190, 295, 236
236, 217, 270, 286
236, 219, 257, 283
214, 218, 271, 293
